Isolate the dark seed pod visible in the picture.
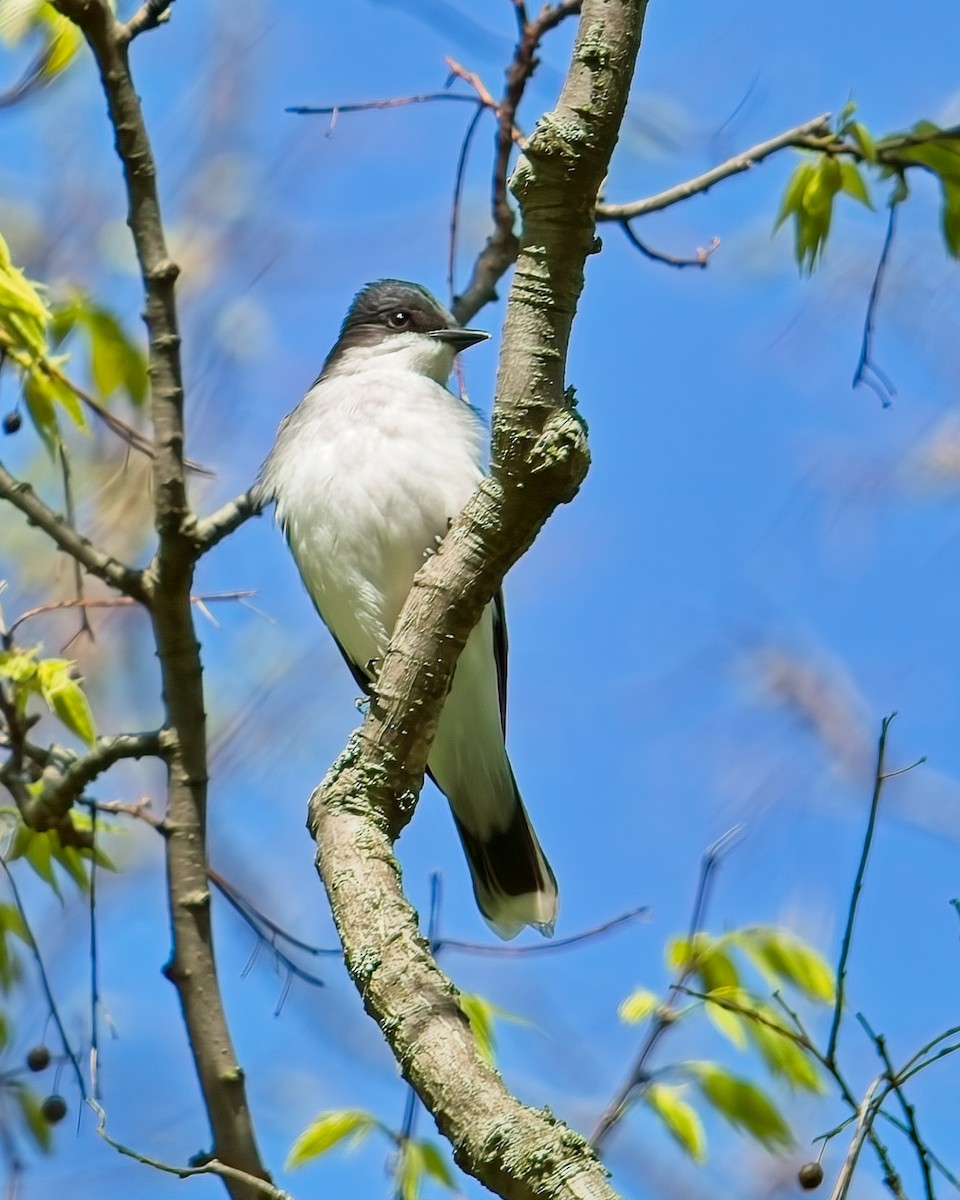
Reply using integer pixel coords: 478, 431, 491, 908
26, 1045, 51, 1072
798, 1162, 824, 1190
2, 411, 22, 435
40, 1095, 67, 1124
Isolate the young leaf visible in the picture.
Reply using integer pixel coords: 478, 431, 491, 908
850, 121, 877, 162
686, 1062, 792, 1149
774, 160, 816, 231
11, 1082, 52, 1153
940, 178, 960, 258
619, 987, 659, 1024
734, 927, 835, 1003
703, 991, 747, 1049
739, 1005, 823, 1092
840, 161, 873, 208
460, 992, 497, 1065
644, 1084, 706, 1163
37, 658, 96, 746
415, 1140, 456, 1191
285, 1109, 377, 1169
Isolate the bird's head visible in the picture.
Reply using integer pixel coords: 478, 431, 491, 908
320, 279, 489, 384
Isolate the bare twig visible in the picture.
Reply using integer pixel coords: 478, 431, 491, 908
88, 1100, 292, 1199
590, 826, 742, 1148
448, 104, 488, 303
286, 92, 479, 117
0, 857, 86, 1101
438, 904, 649, 955
619, 222, 720, 269
830, 1077, 886, 1200
852, 200, 899, 407
827, 713, 897, 1066
19, 731, 165, 833
7, 591, 257, 637
857, 1014, 935, 1200
595, 114, 834, 222
0, 461, 148, 602
119, 0, 176, 45
452, 2, 584, 323
190, 490, 262, 553
57, 442, 94, 648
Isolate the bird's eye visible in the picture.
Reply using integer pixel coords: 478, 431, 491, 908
386, 310, 411, 330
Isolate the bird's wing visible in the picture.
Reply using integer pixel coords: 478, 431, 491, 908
493, 590, 508, 736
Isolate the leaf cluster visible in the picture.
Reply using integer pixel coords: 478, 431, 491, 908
619, 925, 835, 1161
775, 105, 960, 270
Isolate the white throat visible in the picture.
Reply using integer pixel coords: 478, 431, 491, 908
329, 332, 456, 384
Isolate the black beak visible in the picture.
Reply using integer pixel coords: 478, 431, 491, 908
429, 328, 490, 351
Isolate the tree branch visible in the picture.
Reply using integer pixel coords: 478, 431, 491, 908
308, 3, 647, 1198
52, 2, 269, 1195
0, 461, 148, 602
452, 1, 584, 323
19, 731, 165, 832
190, 489, 263, 554
595, 114, 833, 221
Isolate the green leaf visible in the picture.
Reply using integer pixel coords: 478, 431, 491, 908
0, 230, 50, 358
839, 161, 873, 209
416, 1140, 456, 1191
22, 369, 60, 451
703, 991, 747, 1049
745, 1013, 823, 1092
850, 122, 876, 162
940, 179, 960, 258
460, 992, 496, 1064
733, 928, 835, 1003
644, 1084, 706, 1162
686, 1062, 792, 1149
837, 98, 857, 130
697, 946, 740, 993
619, 987, 659, 1024
285, 1109, 377, 1169
37, 658, 96, 746
774, 160, 816, 231
11, 1082, 52, 1153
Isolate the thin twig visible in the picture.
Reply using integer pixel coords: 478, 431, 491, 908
857, 1014, 935, 1200
448, 103, 488, 305
620, 223, 720, 269
0, 461, 148, 602
596, 114, 834, 222
119, 0, 176, 44
827, 714, 896, 1066
590, 827, 742, 1148
829, 1077, 886, 1200
57, 442, 94, 648
438, 904, 649, 956
0, 857, 86, 1101
286, 92, 479, 117
852, 200, 899, 408
88, 1100, 292, 1199
8, 591, 257, 637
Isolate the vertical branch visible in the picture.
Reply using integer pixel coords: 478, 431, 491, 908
51, 3, 268, 1195
827, 714, 894, 1065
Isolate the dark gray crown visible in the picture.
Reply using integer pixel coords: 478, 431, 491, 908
340, 279, 455, 337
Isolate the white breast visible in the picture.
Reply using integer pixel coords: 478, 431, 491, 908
263, 368, 485, 673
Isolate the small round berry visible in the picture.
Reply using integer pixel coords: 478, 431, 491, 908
26, 1045, 51, 1072
2, 411, 22, 435
798, 1162, 824, 1190
40, 1095, 67, 1124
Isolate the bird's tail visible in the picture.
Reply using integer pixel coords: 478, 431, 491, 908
451, 790, 558, 940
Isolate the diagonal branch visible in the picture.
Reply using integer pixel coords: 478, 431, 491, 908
0, 461, 148, 602
18, 731, 165, 832
308, 3, 647, 1198
596, 114, 833, 221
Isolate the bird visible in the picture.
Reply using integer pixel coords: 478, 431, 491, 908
258, 280, 558, 940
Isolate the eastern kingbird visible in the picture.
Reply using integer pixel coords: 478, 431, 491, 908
259, 280, 558, 939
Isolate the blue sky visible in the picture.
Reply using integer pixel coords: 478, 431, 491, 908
2, 1, 960, 1198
